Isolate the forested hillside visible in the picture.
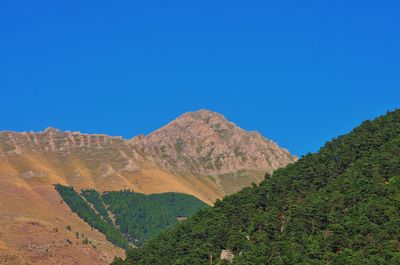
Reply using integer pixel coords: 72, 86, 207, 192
115, 109, 400, 265
148, 192, 209, 217
102, 191, 180, 245
55, 185, 129, 249
55, 186, 208, 248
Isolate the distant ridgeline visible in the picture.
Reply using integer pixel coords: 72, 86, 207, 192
55, 185, 208, 249
112, 109, 400, 265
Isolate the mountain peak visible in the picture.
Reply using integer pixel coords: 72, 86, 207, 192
166, 109, 231, 128
148, 109, 244, 140
179, 109, 226, 120
131, 110, 296, 178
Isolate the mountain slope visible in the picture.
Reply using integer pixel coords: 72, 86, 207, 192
117, 109, 400, 265
0, 110, 295, 204
0, 110, 295, 265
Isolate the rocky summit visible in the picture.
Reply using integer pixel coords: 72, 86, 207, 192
130, 110, 296, 194
131, 110, 294, 176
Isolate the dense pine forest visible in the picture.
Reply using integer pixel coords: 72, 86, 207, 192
101, 191, 208, 245
148, 192, 209, 217
113, 109, 400, 265
55, 186, 208, 248
55, 185, 129, 249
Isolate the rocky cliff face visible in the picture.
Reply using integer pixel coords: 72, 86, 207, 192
0, 110, 296, 265
130, 110, 294, 176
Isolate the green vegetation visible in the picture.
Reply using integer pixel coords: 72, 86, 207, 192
116, 109, 400, 265
102, 191, 178, 245
81, 189, 113, 224
55, 184, 129, 249
102, 191, 208, 245
148, 192, 208, 217
55, 185, 208, 248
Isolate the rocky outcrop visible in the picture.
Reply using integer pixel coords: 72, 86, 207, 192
0, 127, 125, 154
220, 249, 235, 262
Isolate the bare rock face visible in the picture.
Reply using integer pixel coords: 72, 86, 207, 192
130, 110, 296, 176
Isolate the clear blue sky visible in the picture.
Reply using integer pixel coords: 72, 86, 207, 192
1, 0, 399, 156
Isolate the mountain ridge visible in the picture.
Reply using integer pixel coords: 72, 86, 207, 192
0, 109, 296, 265
0, 110, 296, 200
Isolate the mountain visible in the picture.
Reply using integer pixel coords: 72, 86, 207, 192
131, 110, 293, 178
0, 110, 295, 265
115, 109, 400, 265
0, 110, 295, 203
